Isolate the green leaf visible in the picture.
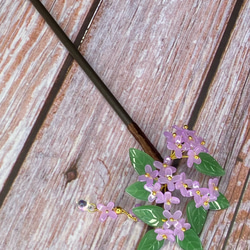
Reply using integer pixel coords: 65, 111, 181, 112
133, 205, 165, 227
176, 229, 203, 250
186, 200, 208, 235
137, 229, 164, 250
209, 192, 230, 210
125, 182, 149, 201
194, 152, 225, 176
129, 148, 156, 175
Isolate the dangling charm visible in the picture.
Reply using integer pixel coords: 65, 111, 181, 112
77, 199, 97, 212
77, 199, 137, 222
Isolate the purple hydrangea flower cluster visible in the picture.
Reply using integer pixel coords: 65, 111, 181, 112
137, 126, 220, 242
155, 210, 191, 242
164, 125, 208, 168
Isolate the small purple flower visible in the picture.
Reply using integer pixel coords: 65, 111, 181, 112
208, 178, 220, 198
138, 165, 159, 185
174, 218, 191, 241
166, 135, 186, 158
194, 194, 217, 210
154, 227, 175, 242
187, 181, 209, 198
144, 182, 163, 202
156, 191, 180, 210
173, 125, 196, 138
154, 157, 176, 177
163, 210, 182, 228
187, 147, 202, 168
97, 202, 118, 222
175, 172, 193, 197
163, 130, 176, 142
193, 135, 208, 152
158, 168, 180, 191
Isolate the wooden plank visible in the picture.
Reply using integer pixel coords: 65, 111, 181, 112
0, 0, 246, 250
0, 0, 97, 191
193, 0, 250, 249
230, 172, 250, 249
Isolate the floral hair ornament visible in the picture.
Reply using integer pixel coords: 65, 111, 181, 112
77, 125, 229, 250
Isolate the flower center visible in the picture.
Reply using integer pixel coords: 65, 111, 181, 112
196, 190, 201, 196
177, 144, 182, 149
201, 140, 205, 145
170, 217, 175, 222
145, 173, 150, 178
204, 201, 209, 206
172, 132, 177, 137
181, 227, 186, 232
188, 136, 193, 140
183, 183, 188, 188
106, 210, 109, 214
167, 176, 172, 181
194, 155, 199, 160
152, 191, 156, 196
163, 163, 167, 168
162, 234, 167, 240
167, 201, 171, 205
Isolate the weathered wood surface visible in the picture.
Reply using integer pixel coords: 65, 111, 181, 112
0, 0, 96, 192
0, 0, 249, 250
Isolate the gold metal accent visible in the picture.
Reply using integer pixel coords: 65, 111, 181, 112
87, 203, 98, 213
114, 207, 137, 222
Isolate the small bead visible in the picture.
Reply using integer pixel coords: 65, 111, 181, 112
78, 200, 87, 208
114, 207, 122, 214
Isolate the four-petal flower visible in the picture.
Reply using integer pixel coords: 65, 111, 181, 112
163, 210, 182, 228
156, 191, 180, 210
138, 165, 158, 185
97, 202, 117, 222
174, 218, 191, 241
154, 227, 175, 242
144, 182, 163, 202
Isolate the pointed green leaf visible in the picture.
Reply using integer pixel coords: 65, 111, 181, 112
125, 182, 149, 201
129, 148, 156, 175
133, 205, 165, 227
137, 229, 164, 250
209, 192, 230, 210
176, 229, 203, 250
194, 152, 225, 176
186, 200, 208, 235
